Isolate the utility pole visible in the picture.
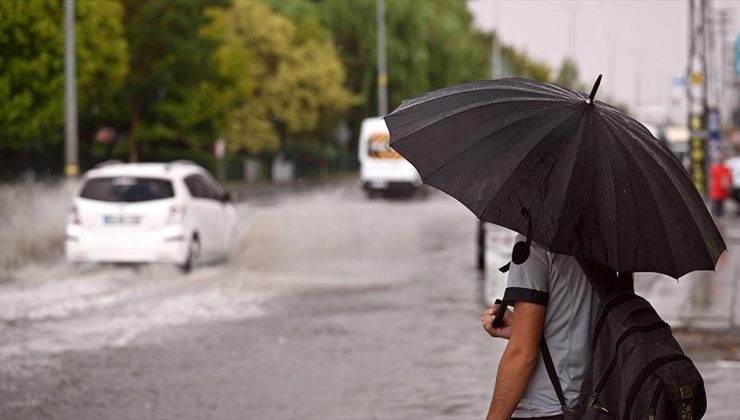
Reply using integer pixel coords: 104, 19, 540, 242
717, 8, 733, 126
563, 4, 579, 61
491, 1, 503, 80
705, 1, 722, 163
64, 0, 78, 179
479, 3, 505, 273
376, 0, 388, 116
687, 0, 709, 194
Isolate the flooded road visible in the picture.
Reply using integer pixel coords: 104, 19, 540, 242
0, 184, 507, 419
2, 182, 740, 419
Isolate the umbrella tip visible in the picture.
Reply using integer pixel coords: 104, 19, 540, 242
588, 74, 602, 104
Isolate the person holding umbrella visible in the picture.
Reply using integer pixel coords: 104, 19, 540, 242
385, 76, 724, 419
479, 237, 600, 419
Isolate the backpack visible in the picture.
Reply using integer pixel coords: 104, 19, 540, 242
538, 260, 707, 419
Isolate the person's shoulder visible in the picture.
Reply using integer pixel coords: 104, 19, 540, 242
513, 234, 547, 255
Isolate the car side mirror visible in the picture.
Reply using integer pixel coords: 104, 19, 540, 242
221, 191, 234, 203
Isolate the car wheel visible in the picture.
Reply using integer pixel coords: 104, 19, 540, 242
365, 188, 381, 199
179, 236, 200, 274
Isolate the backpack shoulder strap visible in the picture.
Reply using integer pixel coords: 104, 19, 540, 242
540, 335, 568, 409
538, 258, 634, 413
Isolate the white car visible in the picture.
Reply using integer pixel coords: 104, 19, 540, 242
65, 161, 238, 272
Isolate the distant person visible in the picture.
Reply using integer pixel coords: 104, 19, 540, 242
709, 154, 732, 217
725, 155, 740, 214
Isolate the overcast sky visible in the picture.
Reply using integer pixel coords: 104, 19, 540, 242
466, 0, 740, 125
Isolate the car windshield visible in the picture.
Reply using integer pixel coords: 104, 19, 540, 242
79, 177, 174, 202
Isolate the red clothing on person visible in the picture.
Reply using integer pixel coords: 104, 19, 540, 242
710, 163, 732, 200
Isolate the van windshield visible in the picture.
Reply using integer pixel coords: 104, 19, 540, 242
79, 177, 174, 202
367, 131, 402, 159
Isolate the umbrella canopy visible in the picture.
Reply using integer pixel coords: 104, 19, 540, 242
385, 77, 725, 278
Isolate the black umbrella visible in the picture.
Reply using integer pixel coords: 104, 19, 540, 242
385, 76, 725, 278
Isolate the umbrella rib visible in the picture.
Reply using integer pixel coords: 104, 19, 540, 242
600, 113, 682, 276
393, 79, 582, 113
589, 108, 622, 269
419, 105, 576, 187
479, 107, 584, 231
601, 112, 722, 274
600, 107, 699, 193
540, 110, 591, 254
601, 117, 653, 272
391, 97, 565, 141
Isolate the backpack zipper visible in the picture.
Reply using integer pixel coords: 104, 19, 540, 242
624, 354, 692, 420
592, 320, 669, 395
648, 380, 663, 420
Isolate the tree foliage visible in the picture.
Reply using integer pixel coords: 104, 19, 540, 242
0, 0, 583, 179
119, 0, 226, 161
0, 0, 127, 155
384, 0, 488, 107
204, 0, 355, 156
555, 57, 580, 89
498, 43, 551, 82
307, 0, 490, 118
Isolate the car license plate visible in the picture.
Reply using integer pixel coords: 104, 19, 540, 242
103, 215, 141, 225
369, 180, 389, 188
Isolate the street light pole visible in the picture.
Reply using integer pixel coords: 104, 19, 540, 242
687, 0, 708, 194
64, 0, 78, 179
563, 4, 579, 61
376, 0, 388, 117
479, 2, 506, 273
717, 8, 732, 126
491, 1, 502, 80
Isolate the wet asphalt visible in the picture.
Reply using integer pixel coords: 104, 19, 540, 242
1, 183, 740, 419
0, 184, 506, 420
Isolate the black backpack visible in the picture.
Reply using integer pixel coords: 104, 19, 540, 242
538, 260, 707, 419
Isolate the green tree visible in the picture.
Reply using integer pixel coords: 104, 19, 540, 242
203, 0, 355, 157
0, 0, 127, 174
308, 0, 378, 120
499, 44, 551, 82
386, 0, 490, 106
119, 0, 226, 162
270, 0, 491, 171
555, 57, 580, 89
310, 0, 490, 117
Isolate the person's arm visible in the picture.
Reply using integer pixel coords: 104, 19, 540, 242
485, 301, 546, 420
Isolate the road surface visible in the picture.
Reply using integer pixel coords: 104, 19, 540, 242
0, 183, 738, 419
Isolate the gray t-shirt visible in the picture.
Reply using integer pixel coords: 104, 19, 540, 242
503, 235, 598, 418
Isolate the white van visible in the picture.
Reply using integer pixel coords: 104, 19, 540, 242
357, 117, 421, 196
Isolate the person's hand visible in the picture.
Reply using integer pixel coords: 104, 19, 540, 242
481, 303, 513, 339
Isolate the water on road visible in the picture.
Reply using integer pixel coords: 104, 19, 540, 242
1, 183, 739, 419
0, 185, 506, 419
